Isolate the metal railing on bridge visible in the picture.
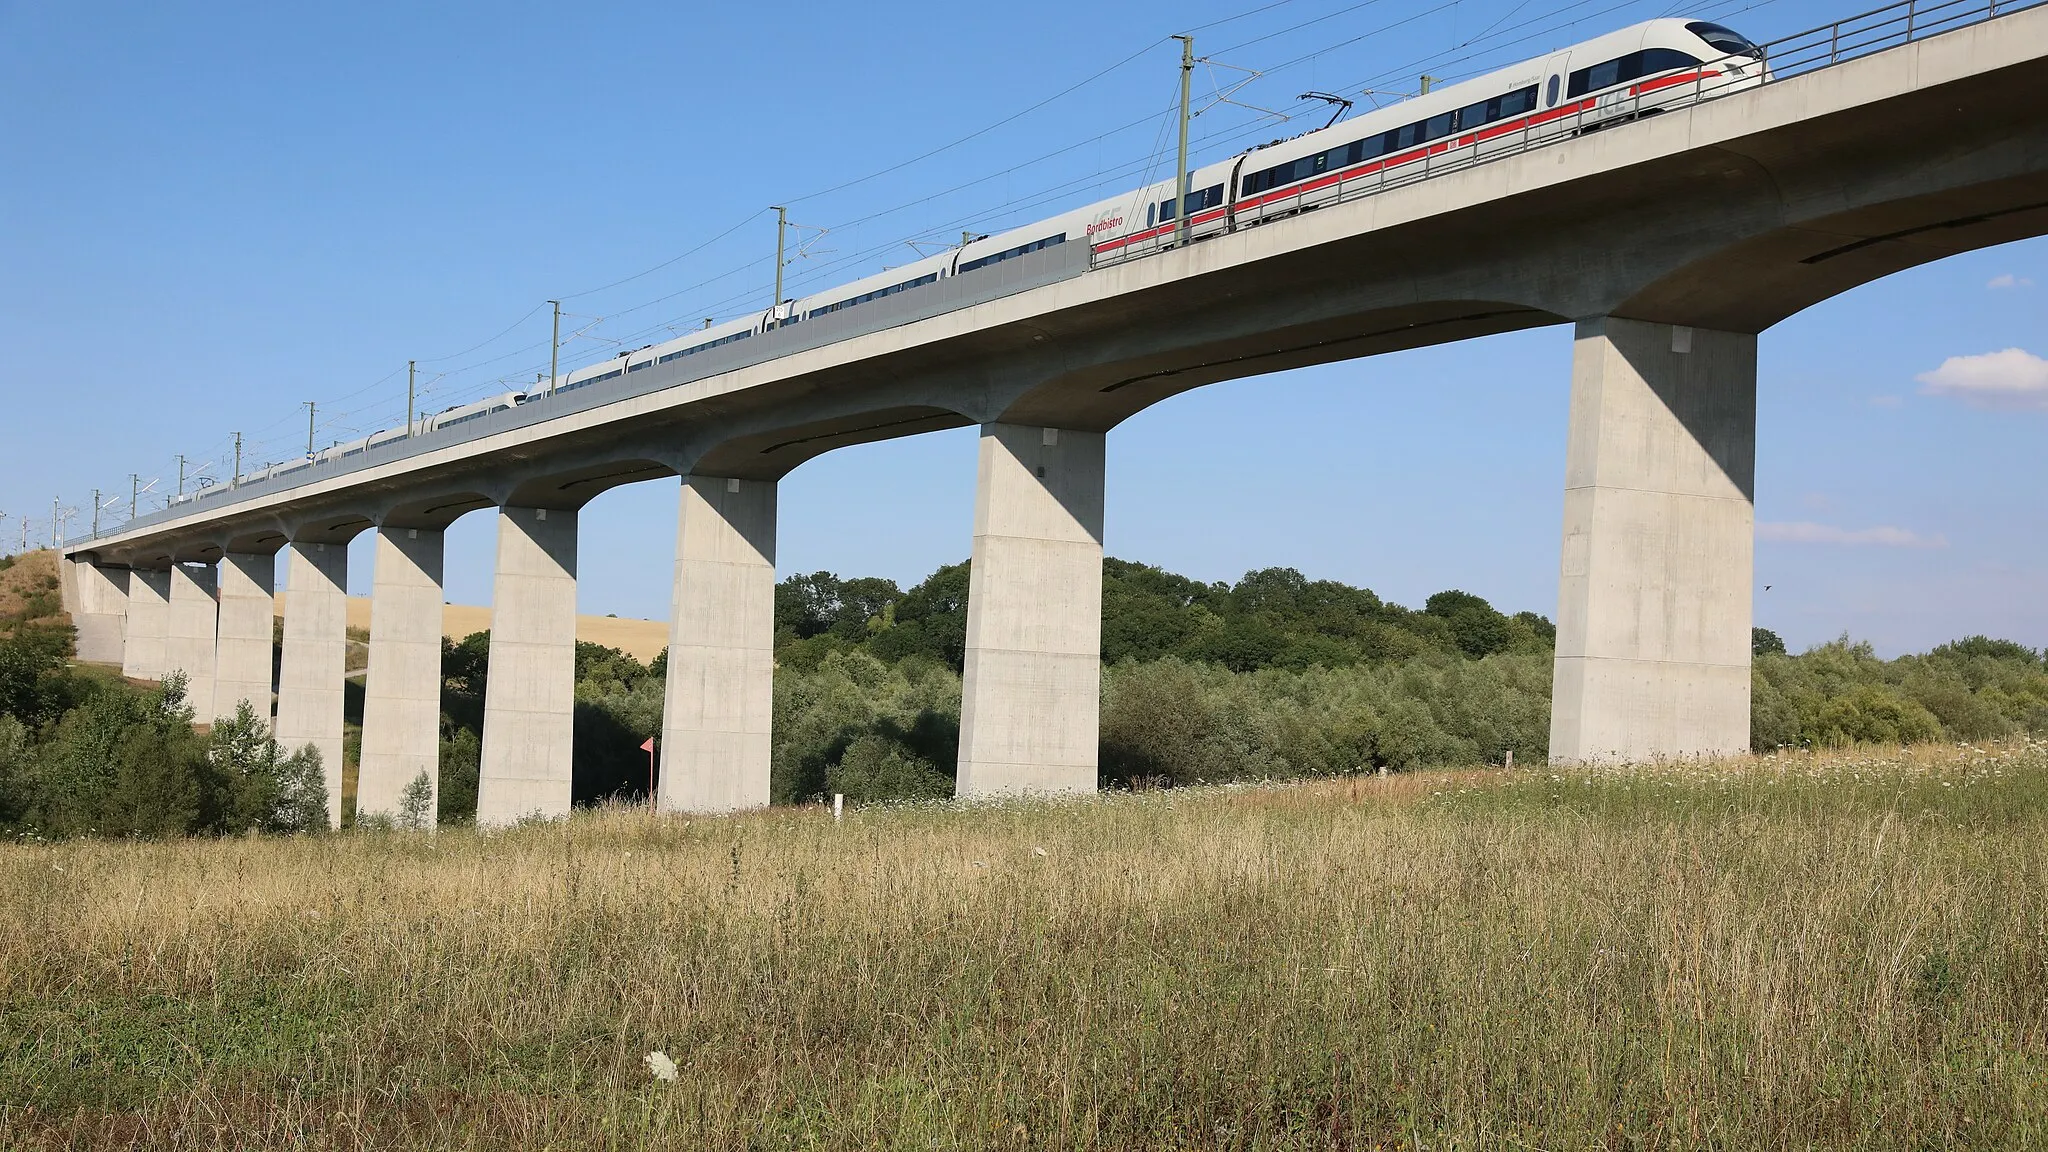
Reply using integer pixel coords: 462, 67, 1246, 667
74, 0, 2041, 551
1093, 0, 2046, 267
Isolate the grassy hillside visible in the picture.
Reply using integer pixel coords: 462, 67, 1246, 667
0, 550, 64, 631
3, 742, 2043, 1148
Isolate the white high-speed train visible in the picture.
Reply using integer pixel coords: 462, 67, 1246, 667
542, 18, 1764, 389
243, 16, 1761, 482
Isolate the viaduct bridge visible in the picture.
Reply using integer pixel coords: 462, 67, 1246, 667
59, 0, 2048, 825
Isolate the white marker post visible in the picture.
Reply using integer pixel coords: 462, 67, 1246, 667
832, 794, 844, 822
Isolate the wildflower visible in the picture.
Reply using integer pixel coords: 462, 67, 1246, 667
645, 1050, 678, 1082
1032, 846, 1048, 857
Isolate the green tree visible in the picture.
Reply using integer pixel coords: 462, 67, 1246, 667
1424, 590, 1514, 660
828, 733, 951, 802
203, 699, 329, 834
438, 728, 481, 825
397, 769, 434, 830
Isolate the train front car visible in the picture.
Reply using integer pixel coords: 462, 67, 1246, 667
1677, 19, 1769, 87
1594, 18, 1770, 115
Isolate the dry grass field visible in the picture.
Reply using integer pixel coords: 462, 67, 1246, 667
0, 551, 63, 629
276, 594, 671, 664
2, 743, 2045, 1149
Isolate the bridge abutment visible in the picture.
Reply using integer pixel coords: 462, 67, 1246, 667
956, 423, 1105, 798
357, 528, 445, 824
658, 476, 776, 813
276, 541, 351, 826
121, 568, 171, 681
214, 552, 276, 724
477, 506, 578, 825
1549, 316, 1755, 764
165, 563, 219, 722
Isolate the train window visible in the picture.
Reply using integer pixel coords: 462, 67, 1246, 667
662, 329, 751, 362
1546, 75, 1560, 106
962, 234, 1062, 271
1158, 184, 1223, 221
1686, 21, 1762, 58
1425, 112, 1454, 139
1567, 49, 1702, 97
1639, 48, 1703, 75
807, 271, 940, 318
1573, 57, 1621, 95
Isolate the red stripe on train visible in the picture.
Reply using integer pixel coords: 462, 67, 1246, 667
1090, 76, 1716, 256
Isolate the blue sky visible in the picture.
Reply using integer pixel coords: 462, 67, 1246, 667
2, 0, 2042, 656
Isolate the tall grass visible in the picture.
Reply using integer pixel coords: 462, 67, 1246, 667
3, 743, 2046, 1149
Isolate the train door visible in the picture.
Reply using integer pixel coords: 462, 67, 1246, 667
1542, 51, 1571, 108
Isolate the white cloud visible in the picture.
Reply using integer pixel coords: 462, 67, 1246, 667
1986, 274, 2033, 289
1758, 521, 1946, 548
1915, 348, 2048, 410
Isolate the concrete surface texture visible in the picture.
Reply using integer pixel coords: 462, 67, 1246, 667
658, 476, 776, 813
58, 10, 2048, 795
73, 10, 2048, 579
1549, 318, 1756, 763
357, 528, 446, 822
120, 569, 171, 682
164, 564, 220, 727
275, 543, 351, 827
956, 424, 1106, 797
476, 507, 578, 826
214, 552, 276, 724
70, 560, 128, 666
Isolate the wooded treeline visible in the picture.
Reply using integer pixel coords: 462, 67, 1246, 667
4, 549, 2046, 836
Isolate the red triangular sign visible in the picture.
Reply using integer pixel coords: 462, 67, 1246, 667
640, 737, 656, 752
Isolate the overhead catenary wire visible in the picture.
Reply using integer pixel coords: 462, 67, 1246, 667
128, 0, 1802, 499
224, 9, 1398, 428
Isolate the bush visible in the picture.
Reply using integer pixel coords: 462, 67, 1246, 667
397, 770, 434, 831
828, 734, 952, 802
204, 699, 329, 834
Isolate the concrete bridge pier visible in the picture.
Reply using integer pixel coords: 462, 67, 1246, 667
357, 527, 446, 823
276, 540, 352, 826
121, 568, 172, 681
164, 563, 219, 722
956, 422, 1106, 798
214, 552, 277, 724
477, 505, 578, 825
67, 559, 130, 666
1549, 316, 1756, 764
658, 475, 776, 813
